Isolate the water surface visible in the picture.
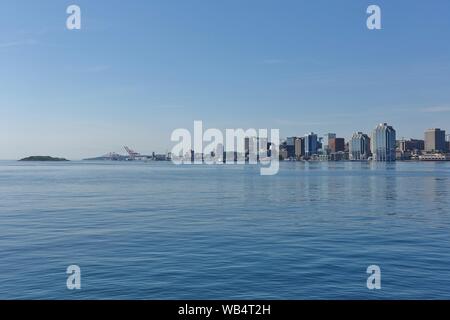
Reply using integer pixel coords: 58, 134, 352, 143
0, 161, 449, 299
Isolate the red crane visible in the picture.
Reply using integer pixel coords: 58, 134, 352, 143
124, 146, 141, 160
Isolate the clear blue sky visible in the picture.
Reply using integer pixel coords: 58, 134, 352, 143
1, 0, 450, 159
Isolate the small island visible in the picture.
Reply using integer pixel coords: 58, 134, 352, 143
19, 156, 69, 162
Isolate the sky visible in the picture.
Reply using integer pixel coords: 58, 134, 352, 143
1, 0, 450, 159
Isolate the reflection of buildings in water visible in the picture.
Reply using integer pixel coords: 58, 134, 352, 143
346, 162, 373, 204
367, 163, 398, 212
422, 169, 449, 212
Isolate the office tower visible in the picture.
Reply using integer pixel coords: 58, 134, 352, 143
372, 123, 396, 162
286, 137, 298, 158
317, 137, 323, 154
304, 132, 318, 157
323, 133, 336, 154
286, 137, 296, 145
425, 128, 446, 153
329, 138, 345, 153
411, 139, 425, 151
294, 137, 305, 160
350, 132, 371, 160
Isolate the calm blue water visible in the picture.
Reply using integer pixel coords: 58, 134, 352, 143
1, 160, 450, 299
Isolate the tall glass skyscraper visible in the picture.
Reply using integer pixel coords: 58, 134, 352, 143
304, 133, 318, 157
371, 123, 396, 162
349, 132, 371, 160
286, 137, 298, 158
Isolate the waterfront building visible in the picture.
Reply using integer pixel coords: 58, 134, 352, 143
329, 151, 346, 161
329, 138, 345, 153
286, 137, 298, 159
425, 128, 446, 153
317, 137, 324, 154
349, 132, 371, 160
372, 123, 396, 162
419, 153, 450, 161
279, 148, 288, 160
399, 139, 425, 152
294, 137, 305, 160
304, 132, 318, 158
396, 149, 411, 160
322, 133, 336, 155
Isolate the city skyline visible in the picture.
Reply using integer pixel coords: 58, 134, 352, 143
1, 0, 450, 159
2, 121, 449, 161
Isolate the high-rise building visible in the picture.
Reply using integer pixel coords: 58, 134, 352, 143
304, 133, 318, 157
317, 137, 324, 154
294, 137, 305, 160
349, 132, 371, 160
323, 133, 336, 154
286, 137, 298, 159
424, 128, 446, 153
372, 123, 396, 162
329, 138, 345, 153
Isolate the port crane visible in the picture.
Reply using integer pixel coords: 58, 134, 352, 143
124, 146, 143, 160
